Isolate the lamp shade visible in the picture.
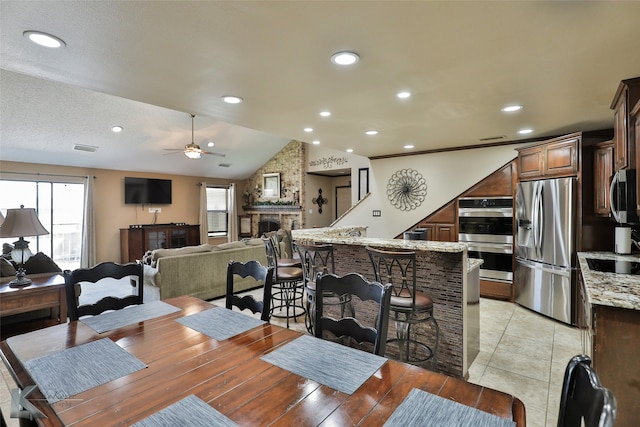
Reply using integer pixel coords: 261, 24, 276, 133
0, 206, 49, 238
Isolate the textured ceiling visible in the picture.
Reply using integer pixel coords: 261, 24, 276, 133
1, 1, 639, 179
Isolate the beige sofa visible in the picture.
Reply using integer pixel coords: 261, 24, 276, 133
142, 239, 268, 301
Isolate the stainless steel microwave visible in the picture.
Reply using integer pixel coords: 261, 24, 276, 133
610, 168, 639, 224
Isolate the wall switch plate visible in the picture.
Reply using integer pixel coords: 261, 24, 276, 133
149, 207, 161, 213
372, 210, 381, 217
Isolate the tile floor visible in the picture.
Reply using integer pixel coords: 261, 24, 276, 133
0, 295, 581, 427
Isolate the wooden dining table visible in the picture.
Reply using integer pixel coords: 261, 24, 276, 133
0, 295, 525, 426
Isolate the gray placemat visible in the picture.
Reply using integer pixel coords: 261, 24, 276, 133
175, 306, 265, 340
81, 301, 181, 333
260, 334, 387, 395
23, 338, 146, 404
131, 394, 237, 427
384, 388, 516, 427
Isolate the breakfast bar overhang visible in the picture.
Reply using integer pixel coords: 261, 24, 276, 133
292, 227, 481, 379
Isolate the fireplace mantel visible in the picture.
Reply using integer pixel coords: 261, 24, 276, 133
242, 205, 302, 214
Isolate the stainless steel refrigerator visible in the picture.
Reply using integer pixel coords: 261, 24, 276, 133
514, 177, 576, 324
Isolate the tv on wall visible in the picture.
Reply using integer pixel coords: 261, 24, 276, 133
124, 177, 172, 205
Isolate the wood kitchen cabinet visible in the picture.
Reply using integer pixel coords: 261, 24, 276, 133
120, 223, 200, 263
633, 99, 640, 213
517, 134, 579, 180
593, 140, 614, 216
611, 77, 640, 172
415, 201, 457, 242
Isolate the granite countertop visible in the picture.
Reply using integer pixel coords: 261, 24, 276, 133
468, 258, 483, 273
292, 228, 467, 254
577, 252, 640, 311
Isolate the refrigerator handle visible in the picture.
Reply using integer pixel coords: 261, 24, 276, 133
537, 183, 544, 257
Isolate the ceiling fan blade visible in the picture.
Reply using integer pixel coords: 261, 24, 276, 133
201, 150, 226, 157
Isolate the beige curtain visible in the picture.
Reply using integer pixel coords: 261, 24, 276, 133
199, 182, 208, 244
227, 183, 237, 242
80, 176, 96, 267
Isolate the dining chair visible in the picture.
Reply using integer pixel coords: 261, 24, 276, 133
315, 272, 392, 356
263, 237, 305, 328
226, 260, 274, 322
366, 246, 440, 366
63, 261, 143, 321
557, 354, 616, 427
296, 242, 354, 333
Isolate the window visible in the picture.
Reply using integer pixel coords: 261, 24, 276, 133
206, 186, 230, 237
0, 179, 84, 271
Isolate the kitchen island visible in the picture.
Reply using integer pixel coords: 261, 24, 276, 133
577, 252, 640, 427
292, 227, 481, 379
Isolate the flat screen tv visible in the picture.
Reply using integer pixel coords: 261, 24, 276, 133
124, 177, 172, 205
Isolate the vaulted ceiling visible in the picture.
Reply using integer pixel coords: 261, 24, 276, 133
1, 1, 639, 179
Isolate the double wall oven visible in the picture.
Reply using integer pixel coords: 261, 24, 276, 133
458, 197, 513, 283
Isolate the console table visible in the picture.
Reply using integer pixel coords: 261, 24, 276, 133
120, 224, 200, 263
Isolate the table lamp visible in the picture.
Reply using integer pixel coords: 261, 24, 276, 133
0, 205, 49, 287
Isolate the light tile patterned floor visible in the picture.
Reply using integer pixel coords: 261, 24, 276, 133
0, 296, 581, 426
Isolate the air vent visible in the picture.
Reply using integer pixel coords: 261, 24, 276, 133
218, 163, 231, 168
479, 135, 506, 142
73, 144, 98, 152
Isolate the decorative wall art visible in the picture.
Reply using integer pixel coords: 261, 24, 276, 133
262, 173, 280, 199
386, 169, 428, 211
312, 188, 327, 214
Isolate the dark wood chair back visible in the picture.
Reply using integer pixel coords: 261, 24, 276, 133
64, 262, 143, 321
557, 355, 616, 427
226, 260, 274, 322
315, 272, 392, 356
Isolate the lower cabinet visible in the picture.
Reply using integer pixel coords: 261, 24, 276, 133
579, 270, 640, 426
423, 223, 457, 242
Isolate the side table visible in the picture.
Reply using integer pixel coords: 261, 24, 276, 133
0, 273, 67, 330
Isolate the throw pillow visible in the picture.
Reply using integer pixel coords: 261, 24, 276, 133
0, 258, 16, 277
23, 252, 62, 274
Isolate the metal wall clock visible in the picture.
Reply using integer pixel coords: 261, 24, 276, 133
386, 169, 428, 211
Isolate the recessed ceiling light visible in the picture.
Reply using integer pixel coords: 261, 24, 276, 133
312, 140, 320, 145
365, 130, 379, 136
207, 142, 214, 147
320, 111, 331, 117
502, 105, 523, 112
24, 31, 66, 48
518, 128, 533, 134
397, 91, 411, 99
222, 95, 243, 104
330, 51, 360, 66
111, 126, 123, 133
304, 127, 313, 133
404, 144, 415, 149
346, 148, 353, 153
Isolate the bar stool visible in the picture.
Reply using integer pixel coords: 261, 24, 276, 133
295, 242, 354, 333
263, 237, 305, 328
366, 246, 439, 366
264, 232, 301, 268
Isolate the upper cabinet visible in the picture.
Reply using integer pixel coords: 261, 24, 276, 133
633, 99, 640, 213
594, 140, 614, 216
611, 77, 640, 172
516, 134, 579, 180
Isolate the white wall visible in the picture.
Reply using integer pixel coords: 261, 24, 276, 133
306, 144, 370, 204
335, 143, 529, 238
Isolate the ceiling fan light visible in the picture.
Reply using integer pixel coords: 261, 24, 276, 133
184, 150, 201, 159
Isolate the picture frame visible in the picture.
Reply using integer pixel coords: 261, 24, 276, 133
358, 168, 369, 200
239, 215, 252, 237
263, 173, 280, 199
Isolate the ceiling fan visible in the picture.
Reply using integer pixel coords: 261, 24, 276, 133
164, 114, 225, 159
